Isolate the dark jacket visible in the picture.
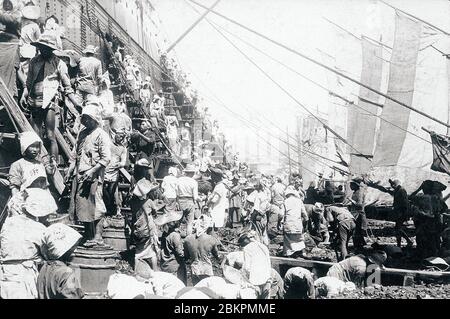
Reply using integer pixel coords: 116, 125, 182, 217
393, 186, 409, 213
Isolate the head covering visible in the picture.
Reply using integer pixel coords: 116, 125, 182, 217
285, 186, 300, 198
176, 287, 217, 299
20, 131, 41, 155
54, 49, 81, 67
368, 250, 388, 266
83, 45, 97, 55
136, 158, 152, 168
41, 223, 82, 260
183, 164, 197, 173
313, 202, 325, 214
154, 210, 183, 227
389, 179, 401, 188
22, 4, 40, 20
81, 103, 102, 124
423, 257, 449, 271
31, 31, 59, 51
107, 274, 148, 299
184, 122, 190, 128
133, 178, 159, 199
23, 188, 57, 218
168, 167, 178, 176
223, 252, 247, 286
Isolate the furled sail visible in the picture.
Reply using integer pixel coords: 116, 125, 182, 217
367, 12, 450, 204
347, 38, 384, 175
372, 13, 422, 166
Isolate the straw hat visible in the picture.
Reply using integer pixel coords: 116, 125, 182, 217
83, 45, 97, 55
154, 210, 183, 227
81, 103, 102, 124
54, 50, 81, 67
31, 31, 59, 51
183, 164, 197, 173
423, 257, 449, 271
135, 158, 152, 168
133, 178, 159, 198
41, 223, 82, 260
22, 5, 40, 20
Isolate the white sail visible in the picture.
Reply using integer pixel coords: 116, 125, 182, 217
367, 13, 450, 204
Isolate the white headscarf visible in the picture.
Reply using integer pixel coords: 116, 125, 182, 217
20, 131, 41, 155
23, 188, 57, 218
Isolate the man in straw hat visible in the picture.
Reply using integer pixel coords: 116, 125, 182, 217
37, 224, 84, 299
326, 250, 387, 288
67, 103, 111, 245
17, 1, 41, 86
75, 44, 102, 105
20, 30, 81, 164
0, 188, 57, 299
156, 209, 186, 284
176, 164, 200, 237
129, 178, 161, 273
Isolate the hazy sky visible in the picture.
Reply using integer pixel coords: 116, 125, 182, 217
150, 0, 450, 168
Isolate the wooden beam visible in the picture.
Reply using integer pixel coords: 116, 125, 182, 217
0, 132, 18, 140
56, 128, 74, 161
0, 78, 65, 194
119, 168, 131, 184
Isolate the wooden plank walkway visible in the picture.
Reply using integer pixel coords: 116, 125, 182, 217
0, 78, 65, 194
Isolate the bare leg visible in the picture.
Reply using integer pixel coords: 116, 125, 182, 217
29, 109, 44, 138
94, 218, 105, 242
45, 108, 59, 160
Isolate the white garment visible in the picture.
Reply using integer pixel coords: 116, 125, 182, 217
210, 182, 229, 228
149, 272, 185, 299
242, 241, 271, 286
0, 215, 46, 299
162, 175, 178, 199
98, 89, 115, 119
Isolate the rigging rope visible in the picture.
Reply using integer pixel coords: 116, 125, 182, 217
187, 0, 450, 129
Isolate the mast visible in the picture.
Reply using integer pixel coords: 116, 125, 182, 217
167, 0, 222, 52
447, 54, 450, 136
296, 116, 303, 176
287, 127, 292, 184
